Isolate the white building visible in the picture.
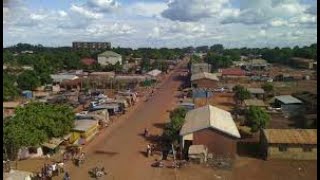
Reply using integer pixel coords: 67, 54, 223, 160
97, 51, 122, 66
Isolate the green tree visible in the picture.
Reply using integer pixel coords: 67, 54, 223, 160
3, 102, 75, 160
262, 83, 274, 95
3, 73, 19, 101
233, 85, 251, 105
163, 107, 188, 144
17, 70, 41, 90
246, 106, 270, 132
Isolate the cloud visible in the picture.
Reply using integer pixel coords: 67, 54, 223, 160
70, 4, 103, 19
161, 0, 229, 22
86, 23, 136, 37
221, 0, 308, 25
86, 0, 120, 12
128, 2, 167, 18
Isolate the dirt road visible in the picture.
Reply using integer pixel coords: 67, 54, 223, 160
65, 61, 188, 180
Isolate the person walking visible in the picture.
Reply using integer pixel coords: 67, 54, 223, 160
64, 172, 70, 180
147, 144, 151, 157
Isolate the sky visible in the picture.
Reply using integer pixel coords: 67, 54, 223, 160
3, 0, 317, 48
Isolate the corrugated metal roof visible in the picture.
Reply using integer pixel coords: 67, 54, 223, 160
275, 95, 302, 104
244, 99, 267, 107
147, 69, 162, 77
248, 88, 265, 94
180, 105, 241, 138
263, 129, 317, 144
98, 51, 121, 57
191, 72, 219, 81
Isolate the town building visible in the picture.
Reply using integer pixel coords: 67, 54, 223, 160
146, 69, 162, 80
72, 41, 111, 50
190, 63, 212, 74
70, 120, 99, 145
243, 99, 268, 109
291, 57, 315, 69
244, 59, 269, 71
260, 129, 317, 160
247, 88, 265, 99
50, 74, 79, 84
190, 72, 219, 89
180, 105, 241, 158
273, 95, 303, 116
97, 51, 122, 66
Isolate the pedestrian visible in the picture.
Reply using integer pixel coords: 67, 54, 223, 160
64, 172, 70, 180
151, 144, 155, 156
51, 163, 57, 176
147, 144, 151, 157
58, 162, 64, 173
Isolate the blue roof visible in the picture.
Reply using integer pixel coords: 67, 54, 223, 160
192, 89, 213, 98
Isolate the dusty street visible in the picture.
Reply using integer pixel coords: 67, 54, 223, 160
63, 61, 188, 180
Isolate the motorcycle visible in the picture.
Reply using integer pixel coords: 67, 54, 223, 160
89, 167, 107, 179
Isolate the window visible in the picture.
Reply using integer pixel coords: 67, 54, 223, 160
279, 145, 287, 152
302, 146, 313, 152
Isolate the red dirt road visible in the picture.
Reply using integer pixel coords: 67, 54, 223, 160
65, 61, 188, 180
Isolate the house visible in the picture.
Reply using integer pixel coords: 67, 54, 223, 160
247, 88, 265, 99
244, 99, 268, 109
245, 59, 269, 71
146, 69, 162, 80
41, 137, 64, 155
291, 57, 315, 69
273, 95, 303, 116
190, 63, 212, 74
220, 68, 246, 77
192, 89, 213, 99
81, 58, 96, 66
50, 74, 79, 84
292, 92, 317, 113
180, 105, 241, 158
190, 72, 219, 89
260, 129, 317, 160
114, 75, 147, 82
89, 71, 115, 78
97, 51, 122, 66
70, 120, 99, 145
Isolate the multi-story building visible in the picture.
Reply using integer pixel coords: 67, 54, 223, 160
72, 41, 111, 50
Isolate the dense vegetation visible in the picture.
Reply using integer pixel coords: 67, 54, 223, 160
245, 106, 270, 132
3, 102, 75, 160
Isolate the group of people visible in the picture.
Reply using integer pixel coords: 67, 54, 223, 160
36, 162, 65, 179
146, 144, 156, 157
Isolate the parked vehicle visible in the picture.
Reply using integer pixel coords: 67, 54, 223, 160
213, 87, 225, 92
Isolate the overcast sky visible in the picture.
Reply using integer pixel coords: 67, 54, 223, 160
3, 0, 317, 48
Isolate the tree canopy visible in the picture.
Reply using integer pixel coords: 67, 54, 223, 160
163, 107, 188, 144
233, 85, 251, 104
3, 72, 19, 101
245, 106, 270, 132
3, 102, 75, 160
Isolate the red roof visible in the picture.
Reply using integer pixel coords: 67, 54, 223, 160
221, 68, 246, 76
81, 58, 96, 66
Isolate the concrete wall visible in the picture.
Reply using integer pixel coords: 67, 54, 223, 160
193, 128, 237, 158
98, 56, 122, 66
192, 79, 218, 89
266, 144, 317, 160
